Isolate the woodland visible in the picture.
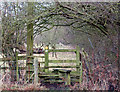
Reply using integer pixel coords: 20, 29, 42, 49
0, 1, 119, 91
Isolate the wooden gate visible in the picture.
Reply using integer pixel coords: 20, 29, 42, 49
42, 46, 83, 83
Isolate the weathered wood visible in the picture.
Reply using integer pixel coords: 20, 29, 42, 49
0, 67, 26, 69
26, 2, 34, 81
76, 46, 80, 73
70, 71, 81, 75
44, 77, 62, 81
46, 66, 76, 68
18, 56, 26, 60
26, 62, 33, 65
16, 52, 19, 81
39, 62, 45, 63
48, 49, 76, 52
79, 62, 83, 83
0, 57, 12, 61
8, 46, 83, 84
39, 74, 59, 77
66, 72, 71, 85
44, 80, 63, 83
34, 57, 38, 84
53, 69, 71, 73
49, 60, 76, 63
44, 49, 49, 73
18, 55, 44, 59
53, 69, 71, 85
71, 79, 80, 82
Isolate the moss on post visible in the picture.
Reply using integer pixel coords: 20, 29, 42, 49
66, 72, 71, 85
44, 46, 49, 73
79, 62, 83, 83
76, 46, 83, 83
76, 46, 80, 72
26, 2, 34, 81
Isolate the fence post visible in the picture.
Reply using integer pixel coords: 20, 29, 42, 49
16, 52, 19, 82
79, 62, 83, 83
45, 46, 49, 73
76, 46, 83, 83
76, 46, 80, 73
34, 57, 38, 85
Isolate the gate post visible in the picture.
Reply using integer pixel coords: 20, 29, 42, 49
34, 57, 38, 85
76, 46, 83, 83
16, 52, 19, 82
76, 46, 80, 73
44, 46, 49, 73
79, 62, 83, 83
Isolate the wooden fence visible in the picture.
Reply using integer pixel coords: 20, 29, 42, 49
0, 45, 83, 84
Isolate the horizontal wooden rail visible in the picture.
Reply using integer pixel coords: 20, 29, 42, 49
43, 79, 63, 83
18, 55, 45, 58
39, 62, 45, 63
45, 66, 77, 68
0, 55, 45, 61
53, 69, 71, 73
48, 49, 76, 52
39, 74, 59, 77
49, 60, 76, 63
0, 67, 26, 69
18, 56, 26, 60
0, 58, 12, 61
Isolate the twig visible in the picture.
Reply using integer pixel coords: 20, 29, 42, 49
24, 73, 34, 84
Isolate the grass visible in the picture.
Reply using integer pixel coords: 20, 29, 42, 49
0, 50, 119, 91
